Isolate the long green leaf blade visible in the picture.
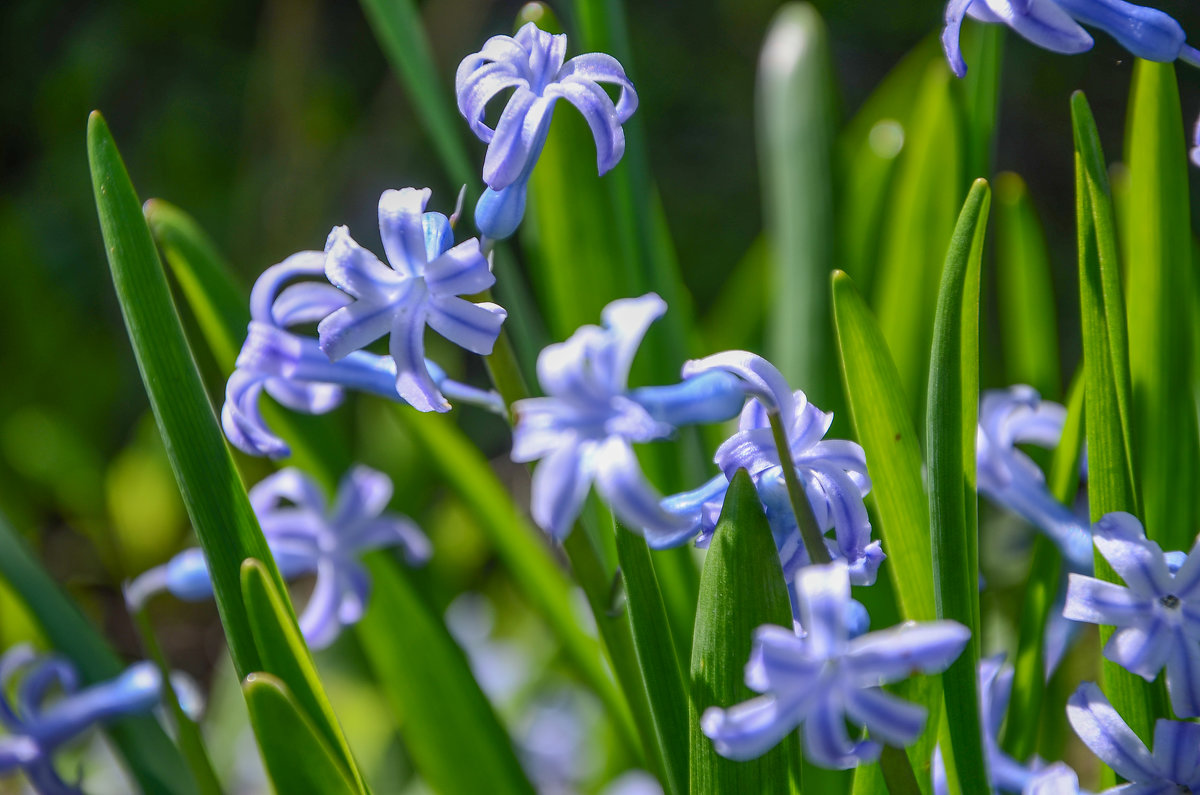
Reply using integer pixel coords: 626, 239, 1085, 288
926, 178, 991, 794
1124, 60, 1196, 551
0, 511, 195, 795
241, 559, 365, 792
615, 526, 689, 795
356, 554, 536, 795
88, 110, 279, 678
1071, 91, 1164, 746
689, 470, 797, 795
242, 674, 359, 795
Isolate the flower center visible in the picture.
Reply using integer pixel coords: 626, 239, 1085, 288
1161, 594, 1181, 609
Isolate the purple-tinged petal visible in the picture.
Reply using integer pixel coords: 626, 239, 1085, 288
222, 369, 293, 459
1023, 762, 1080, 795
423, 238, 494, 297
594, 437, 694, 541
599, 294, 668, 392
1093, 512, 1174, 596
456, 60, 529, 142
474, 181, 529, 241
0, 735, 39, 771
657, 475, 728, 549
18, 660, 77, 721
545, 78, 625, 175
515, 23, 567, 89
632, 370, 746, 428
843, 686, 928, 748
329, 465, 392, 527
345, 517, 431, 564
789, 401, 835, 455
336, 559, 371, 625
378, 188, 431, 277
557, 53, 638, 121
388, 301, 448, 413
422, 211, 454, 261
34, 663, 163, 750
843, 621, 971, 685
483, 89, 551, 190
1067, 681, 1160, 782
1171, 536, 1200, 599
1105, 623, 1173, 680
714, 426, 779, 479
318, 292, 409, 363
1055, 0, 1184, 60
804, 698, 879, 769
164, 548, 216, 602
701, 693, 809, 762
271, 282, 351, 327
682, 351, 795, 418
795, 562, 851, 659
942, 0, 978, 77
1164, 633, 1200, 717
745, 625, 820, 693
249, 467, 327, 516
990, 0, 1095, 53
249, 250, 326, 324
1151, 718, 1200, 783
426, 296, 507, 355
300, 559, 343, 650
323, 225, 405, 301
1064, 574, 1150, 627
530, 441, 594, 541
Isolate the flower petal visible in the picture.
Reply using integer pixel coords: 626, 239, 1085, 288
1104, 622, 1173, 681
249, 250, 326, 324
804, 697, 879, 769
795, 561, 852, 659
1164, 631, 1200, 717
1093, 512, 1174, 596
1067, 681, 1159, 782
682, 351, 794, 418
1064, 573, 1149, 627
599, 293, 668, 393
530, 441, 594, 541
330, 465, 392, 527
378, 188, 432, 277
1151, 717, 1200, 782
426, 296, 507, 355
1056, 0, 1184, 60
991, 0, 1094, 54
700, 693, 808, 762
249, 467, 327, 516
942, 0, 978, 77
844, 621, 971, 685
843, 686, 928, 748
594, 438, 694, 541
557, 52, 638, 121
388, 302, 448, 413
482, 89, 552, 190
456, 59, 528, 142
424, 238, 495, 296
545, 78, 625, 175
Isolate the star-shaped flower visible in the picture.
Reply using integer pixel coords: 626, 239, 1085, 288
701, 561, 969, 768
1063, 512, 1200, 716
126, 465, 430, 650
662, 352, 883, 585
510, 294, 695, 541
942, 0, 1200, 78
319, 188, 507, 413
1068, 681, 1200, 792
0, 645, 167, 794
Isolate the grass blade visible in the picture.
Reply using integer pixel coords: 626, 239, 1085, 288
757, 3, 840, 417
1123, 60, 1196, 551
242, 674, 359, 795
0, 511, 195, 795
88, 110, 280, 678
689, 470, 797, 795
926, 178, 991, 794
1071, 91, 1164, 745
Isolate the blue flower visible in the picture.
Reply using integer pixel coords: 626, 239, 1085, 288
511, 294, 743, 541
1068, 681, 1200, 792
318, 188, 507, 413
456, 21, 637, 239
222, 249, 505, 459
0, 645, 167, 794
977, 386, 1093, 571
127, 465, 430, 650
943, 0, 1200, 78
701, 561, 970, 768
662, 352, 883, 586
1063, 512, 1200, 716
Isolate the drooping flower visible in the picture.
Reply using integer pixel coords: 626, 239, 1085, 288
1063, 512, 1200, 716
976, 386, 1092, 570
0, 645, 168, 794
662, 352, 883, 586
511, 294, 745, 542
318, 188, 507, 413
942, 0, 1200, 78
932, 656, 1080, 794
1067, 681, 1200, 792
701, 561, 969, 768
222, 248, 504, 459
127, 465, 429, 650
455, 21, 637, 239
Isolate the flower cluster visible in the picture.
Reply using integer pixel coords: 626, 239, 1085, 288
0, 645, 174, 793
128, 465, 429, 649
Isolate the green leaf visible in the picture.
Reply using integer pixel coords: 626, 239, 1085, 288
390, 408, 638, 751
1071, 91, 1164, 746
613, 527, 689, 795
993, 173, 1060, 397
757, 3, 840, 417
242, 673, 359, 795
0, 510, 196, 795
688, 470, 797, 795
355, 553, 536, 795
88, 110, 279, 678
1123, 60, 1196, 552
240, 559, 365, 792
926, 178, 990, 794
872, 63, 965, 420
357, 0, 475, 189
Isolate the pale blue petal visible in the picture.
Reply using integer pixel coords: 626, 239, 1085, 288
34, 663, 163, 750
942, 0, 978, 77
1093, 512, 1173, 596
271, 282, 351, 327
599, 294, 667, 393
423, 238, 494, 296
165, 548, 216, 602
300, 560, 343, 650
483, 89, 551, 190
714, 426, 779, 478
682, 351, 795, 418
1170, 536, 1200, 599
517, 23, 567, 90
426, 296, 507, 355
0, 736, 39, 771
545, 78, 625, 175
804, 698, 879, 769
530, 441, 593, 541
330, 465, 392, 527
745, 625, 821, 693
1064, 574, 1149, 626
378, 188, 431, 278
475, 181, 530, 241
422, 211, 454, 261
632, 371, 746, 427
389, 302, 448, 413
844, 621, 971, 685
795, 562, 851, 659
1151, 719, 1200, 783
248, 250, 326, 324
1164, 634, 1200, 717
323, 225, 405, 301
843, 686, 927, 748
1022, 762, 1080, 794
222, 369, 292, 459
318, 292, 407, 363
1067, 682, 1159, 782
701, 694, 809, 762
345, 517, 431, 564
1105, 623, 1173, 680
557, 53, 638, 121
594, 438, 694, 540
456, 59, 529, 142
1055, 0, 1185, 60
249, 467, 327, 516
988, 0, 1094, 53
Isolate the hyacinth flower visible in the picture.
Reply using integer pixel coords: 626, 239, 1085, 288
932, 656, 1079, 794
222, 247, 504, 459
127, 465, 430, 650
701, 561, 970, 768
456, 21, 637, 239
662, 352, 883, 586
318, 187, 507, 413
510, 293, 746, 541
0, 645, 167, 793
1067, 681, 1200, 792
1063, 512, 1200, 716
942, 0, 1200, 78
977, 386, 1093, 571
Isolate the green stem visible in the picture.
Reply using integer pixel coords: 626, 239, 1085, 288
767, 412, 831, 565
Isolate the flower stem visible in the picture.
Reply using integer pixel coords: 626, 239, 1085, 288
767, 411, 831, 565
